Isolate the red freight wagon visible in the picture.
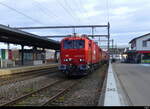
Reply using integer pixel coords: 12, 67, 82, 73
59, 35, 109, 77
101, 51, 109, 63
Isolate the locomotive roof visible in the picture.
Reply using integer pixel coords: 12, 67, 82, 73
62, 36, 91, 40
62, 36, 101, 47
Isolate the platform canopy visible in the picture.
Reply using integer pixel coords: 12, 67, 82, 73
0, 24, 60, 50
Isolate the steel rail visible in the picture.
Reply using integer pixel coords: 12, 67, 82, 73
0, 65, 58, 78
0, 67, 57, 79
0, 80, 64, 106
0, 67, 58, 86
41, 77, 85, 106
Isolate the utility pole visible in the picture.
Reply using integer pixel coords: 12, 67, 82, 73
107, 22, 110, 55
112, 39, 114, 59
92, 27, 94, 38
99, 36, 100, 46
116, 44, 117, 58
21, 45, 24, 66
73, 27, 76, 36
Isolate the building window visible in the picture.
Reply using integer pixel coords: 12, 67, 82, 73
143, 40, 147, 47
131, 41, 136, 49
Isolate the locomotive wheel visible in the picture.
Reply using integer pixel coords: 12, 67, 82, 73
89, 67, 92, 73
89, 65, 94, 73
67, 74, 71, 79
65, 73, 71, 79
65, 71, 70, 78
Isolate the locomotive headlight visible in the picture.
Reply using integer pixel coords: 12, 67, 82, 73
79, 59, 85, 62
64, 59, 69, 61
68, 58, 72, 61
64, 58, 72, 61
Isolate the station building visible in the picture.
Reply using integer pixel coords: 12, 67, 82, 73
0, 24, 60, 68
126, 33, 150, 63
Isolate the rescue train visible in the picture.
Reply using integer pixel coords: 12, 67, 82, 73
58, 34, 109, 77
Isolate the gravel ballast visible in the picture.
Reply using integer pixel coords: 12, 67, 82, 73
0, 71, 63, 104
50, 64, 108, 106
0, 64, 108, 106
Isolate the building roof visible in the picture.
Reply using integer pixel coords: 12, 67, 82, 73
0, 24, 60, 50
129, 33, 150, 43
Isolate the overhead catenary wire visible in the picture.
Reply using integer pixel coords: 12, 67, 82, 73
73, 0, 83, 14
79, 0, 91, 25
75, 0, 98, 37
74, 0, 91, 24
64, 0, 82, 23
0, 1, 44, 25
63, 0, 83, 34
32, 0, 65, 25
56, 0, 80, 25
67, 0, 91, 22
106, 0, 110, 22
70, 0, 83, 21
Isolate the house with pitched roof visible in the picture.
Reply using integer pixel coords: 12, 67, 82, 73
128, 33, 150, 63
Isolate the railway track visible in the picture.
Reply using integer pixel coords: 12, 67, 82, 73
0, 77, 85, 106
41, 78, 84, 106
0, 67, 58, 86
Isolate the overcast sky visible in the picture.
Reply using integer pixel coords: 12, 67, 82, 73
0, 0, 150, 49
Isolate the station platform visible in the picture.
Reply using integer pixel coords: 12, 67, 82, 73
0, 63, 58, 76
98, 62, 130, 106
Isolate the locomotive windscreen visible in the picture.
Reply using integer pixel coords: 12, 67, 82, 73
63, 40, 85, 49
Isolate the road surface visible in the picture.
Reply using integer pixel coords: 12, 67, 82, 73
112, 63, 150, 106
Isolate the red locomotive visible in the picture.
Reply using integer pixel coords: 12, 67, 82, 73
59, 34, 109, 77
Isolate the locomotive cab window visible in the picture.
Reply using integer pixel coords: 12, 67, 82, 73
63, 40, 73, 49
63, 40, 84, 49
74, 40, 85, 49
